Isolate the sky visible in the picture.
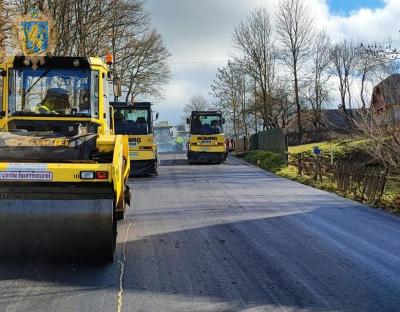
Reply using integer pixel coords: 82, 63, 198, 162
144, 0, 395, 124
327, 0, 383, 14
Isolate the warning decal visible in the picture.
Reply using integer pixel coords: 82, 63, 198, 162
0, 171, 53, 181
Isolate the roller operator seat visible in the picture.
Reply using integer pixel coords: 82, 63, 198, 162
136, 117, 148, 135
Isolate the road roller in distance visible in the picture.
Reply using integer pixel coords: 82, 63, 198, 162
111, 102, 159, 176
186, 111, 227, 164
0, 56, 131, 261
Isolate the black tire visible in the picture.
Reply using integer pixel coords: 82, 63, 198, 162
153, 159, 159, 175
99, 202, 117, 263
111, 206, 117, 261
116, 210, 125, 220
116, 191, 126, 220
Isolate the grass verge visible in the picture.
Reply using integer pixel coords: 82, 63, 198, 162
236, 148, 399, 215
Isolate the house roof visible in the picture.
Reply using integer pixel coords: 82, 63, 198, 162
371, 74, 400, 108
286, 109, 361, 132
321, 109, 353, 129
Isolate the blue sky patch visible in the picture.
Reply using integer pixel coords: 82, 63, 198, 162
328, 0, 384, 15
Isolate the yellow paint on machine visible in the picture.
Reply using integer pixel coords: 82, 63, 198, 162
0, 162, 112, 182
188, 134, 226, 154
0, 55, 131, 218
128, 134, 157, 161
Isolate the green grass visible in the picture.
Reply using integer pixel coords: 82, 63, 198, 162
288, 138, 367, 160
380, 179, 400, 214
243, 150, 285, 173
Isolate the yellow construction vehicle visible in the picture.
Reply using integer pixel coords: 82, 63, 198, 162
0, 56, 131, 260
186, 111, 227, 164
111, 102, 158, 176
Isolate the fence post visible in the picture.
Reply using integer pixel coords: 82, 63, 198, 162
377, 168, 389, 203
313, 156, 323, 182
297, 154, 303, 176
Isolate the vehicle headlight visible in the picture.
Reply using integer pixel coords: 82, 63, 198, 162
80, 171, 95, 180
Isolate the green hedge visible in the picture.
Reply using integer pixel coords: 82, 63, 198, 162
242, 150, 285, 173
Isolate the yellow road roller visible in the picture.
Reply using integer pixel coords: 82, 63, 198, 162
0, 56, 131, 260
187, 111, 227, 164
111, 102, 159, 176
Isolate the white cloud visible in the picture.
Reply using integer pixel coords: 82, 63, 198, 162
326, 0, 400, 43
145, 0, 398, 123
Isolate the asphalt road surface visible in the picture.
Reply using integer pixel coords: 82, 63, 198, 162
1, 152, 400, 312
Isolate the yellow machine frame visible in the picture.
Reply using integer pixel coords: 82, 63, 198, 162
111, 102, 158, 176
0, 56, 130, 260
0, 57, 130, 213
187, 111, 227, 164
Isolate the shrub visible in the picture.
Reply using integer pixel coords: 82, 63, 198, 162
244, 150, 285, 172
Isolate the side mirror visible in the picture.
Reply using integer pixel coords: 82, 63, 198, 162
0, 70, 6, 77
186, 117, 190, 125
113, 76, 122, 97
156, 112, 159, 120
222, 118, 226, 124
0, 111, 5, 118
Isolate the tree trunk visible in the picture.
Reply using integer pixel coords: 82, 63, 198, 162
293, 62, 302, 138
360, 71, 367, 109
233, 100, 238, 140
346, 81, 352, 116
254, 80, 258, 134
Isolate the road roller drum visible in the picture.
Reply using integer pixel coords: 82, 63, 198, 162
0, 184, 116, 260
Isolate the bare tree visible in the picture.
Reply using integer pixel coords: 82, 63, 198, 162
233, 8, 275, 131
356, 111, 400, 170
183, 95, 210, 118
108, 0, 148, 70
211, 61, 252, 138
0, 0, 17, 61
330, 40, 358, 114
118, 31, 171, 102
276, 0, 314, 135
356, 46, 388, 109
9, 0, 170, 101
211, 62, 240, 138
303, 30, 332, 127
0, 1, 8, 61
13, 0, 116, 56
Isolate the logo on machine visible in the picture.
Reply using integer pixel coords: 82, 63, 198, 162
129, 137, 141, 147
129, 137, 142, 143
197, 137, 217, 141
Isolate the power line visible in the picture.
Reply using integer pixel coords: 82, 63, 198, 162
169, 59, 229, 65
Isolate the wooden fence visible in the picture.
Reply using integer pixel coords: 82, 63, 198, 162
288, 153, 390, 204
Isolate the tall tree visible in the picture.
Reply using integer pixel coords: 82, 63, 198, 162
330, 40, 358, 114
232, 8, 276, 130
0, 0, 15, 61
118, 31, 171, 102
356, 46, 387, 109
183, 95, 210, 118
11, 0, 170, 101
211, 63, 239, 138
276, 0, 314, 135
304, 30, 332, 127
211, 61, 252, 138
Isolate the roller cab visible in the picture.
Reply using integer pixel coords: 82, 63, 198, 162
111, 102, 158, 176
0, 56, 130, 261
187, 111, 227, 164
